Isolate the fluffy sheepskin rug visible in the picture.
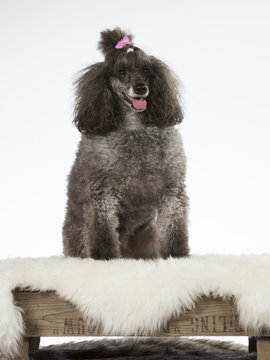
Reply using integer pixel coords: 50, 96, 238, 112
29, 337, 256, 360
1, 254, 270, 358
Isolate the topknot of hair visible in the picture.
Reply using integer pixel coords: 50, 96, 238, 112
98, 27, 134, 56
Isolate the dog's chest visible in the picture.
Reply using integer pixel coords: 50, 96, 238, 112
82, 130, 165, 196
111, 133, 163, 182
114, 136, 164, 202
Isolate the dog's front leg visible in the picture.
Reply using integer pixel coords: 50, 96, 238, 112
82, 200, 121, 260
157, 192, 189, 258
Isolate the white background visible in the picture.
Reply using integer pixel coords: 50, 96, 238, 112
0, 0, 269, 347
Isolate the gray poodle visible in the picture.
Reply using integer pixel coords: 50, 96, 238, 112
62, 28, 189, 260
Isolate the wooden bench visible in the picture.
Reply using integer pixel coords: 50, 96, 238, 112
14, 291, 270, 359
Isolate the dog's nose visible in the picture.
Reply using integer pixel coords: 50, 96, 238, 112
135, 84, 148, 96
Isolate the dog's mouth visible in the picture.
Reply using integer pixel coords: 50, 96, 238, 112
122, 92, 147, 111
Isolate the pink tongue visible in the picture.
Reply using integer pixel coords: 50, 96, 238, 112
132, 98, 147, 110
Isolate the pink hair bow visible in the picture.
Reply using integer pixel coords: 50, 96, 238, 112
115, 35, 131, 49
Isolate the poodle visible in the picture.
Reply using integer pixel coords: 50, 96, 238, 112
62, 28, 189, 260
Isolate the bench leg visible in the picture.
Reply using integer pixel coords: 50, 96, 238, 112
18, 338, 29, 359
257, 337, 270, 360
29, 337, 40, 351
18, 337, 40, 359
249, 336, 257, 352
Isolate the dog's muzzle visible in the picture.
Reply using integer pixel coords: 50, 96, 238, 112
123, 91, 148, 111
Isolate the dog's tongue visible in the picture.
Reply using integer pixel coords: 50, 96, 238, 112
132, 98, 147, 110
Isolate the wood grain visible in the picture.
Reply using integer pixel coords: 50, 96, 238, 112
17, 338, 29, 359
257, 337, 270, 360
14, 291, 251, 337
159, 295, 246, 336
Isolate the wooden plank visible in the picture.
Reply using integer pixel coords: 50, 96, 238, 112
158, 295, 246, 336
13, 291, 252, 337
14, 291, 104, 337
257, 337, 270, 360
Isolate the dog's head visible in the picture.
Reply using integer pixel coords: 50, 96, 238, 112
74, 28, 183, 136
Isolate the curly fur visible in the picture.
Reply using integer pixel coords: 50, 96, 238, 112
98, 27, 134, 56
29, 338, 256, 360
62, 28, 189, 260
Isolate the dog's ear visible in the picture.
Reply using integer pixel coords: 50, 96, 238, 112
143, 56, 184, 127
73, 62, 121, 136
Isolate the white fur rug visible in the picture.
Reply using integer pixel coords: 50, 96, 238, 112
1, 254, 270, 357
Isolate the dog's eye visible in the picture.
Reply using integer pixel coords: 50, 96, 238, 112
143, 67, 149, 74
119, 69, 126, 76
